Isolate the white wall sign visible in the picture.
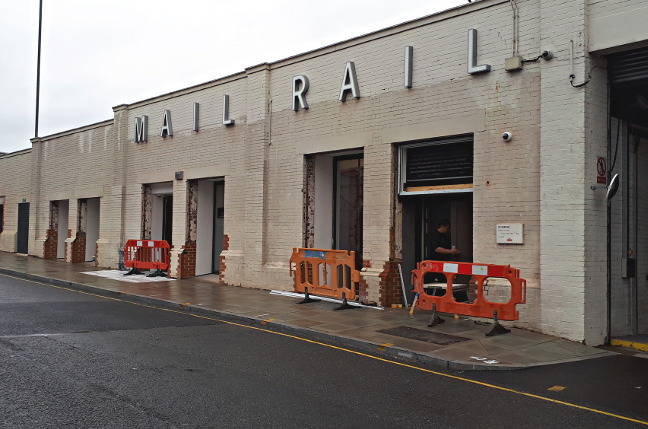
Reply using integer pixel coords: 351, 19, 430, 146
496, 223, 524, 244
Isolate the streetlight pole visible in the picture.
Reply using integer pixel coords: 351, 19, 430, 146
34, 0, 43, 138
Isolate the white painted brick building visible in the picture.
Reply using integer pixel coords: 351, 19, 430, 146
1, 0, 648, 345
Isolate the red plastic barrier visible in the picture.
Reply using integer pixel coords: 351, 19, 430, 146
289, 248, 360, 301
411, 260, 526, 321
123, 240, 170, 271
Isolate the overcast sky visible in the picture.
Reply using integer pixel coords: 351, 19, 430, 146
0, 0, 465, 153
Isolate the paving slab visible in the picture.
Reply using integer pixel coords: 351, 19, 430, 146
0, 252, 616, 370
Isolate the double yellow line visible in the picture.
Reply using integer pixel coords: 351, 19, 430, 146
6, 273, 648, 427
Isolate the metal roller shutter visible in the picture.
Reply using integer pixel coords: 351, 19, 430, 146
398, 134, 474, 195
609, 47, 648, 84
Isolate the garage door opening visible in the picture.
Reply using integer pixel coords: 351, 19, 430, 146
195, 179, 225, 276
144, 182, 173, 246
16, 202, 29, 254
608, 47, 648, 339
81, 198, 100, 262
304, 149, 363, 266
398, 135, 474, 303
57, 200, 69, 259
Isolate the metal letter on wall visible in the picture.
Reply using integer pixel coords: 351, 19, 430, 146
467, 29, 491, 75
134, 115, 148, 143
338, 62, 360, 102
160, 109, 173, 138
404, 46, 413, 88
292, 75, 310, 111
192, 102, 199, 132
222, 94, 234, 126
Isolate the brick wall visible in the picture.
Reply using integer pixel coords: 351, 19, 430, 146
178, 240, 196, 279
0, 150, 32, 253
1, 0, 639, 343
43, 229, 58, 260
70, 231, 86, 264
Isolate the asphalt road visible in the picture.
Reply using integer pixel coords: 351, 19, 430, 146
1, 273, 647, 428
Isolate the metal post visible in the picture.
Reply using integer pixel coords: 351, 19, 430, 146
34, 0, 43, 138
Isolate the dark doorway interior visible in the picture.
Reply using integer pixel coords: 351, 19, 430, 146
17, 202, 29, 254
212, 182, 224, 273
401, 193, 473, 301
608, 47, 648, 338
333, 155, 363, 264
403, 194, 473, 264
162, 195, 173, 246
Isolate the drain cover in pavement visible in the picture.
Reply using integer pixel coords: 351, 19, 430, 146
377, 326, 469, 345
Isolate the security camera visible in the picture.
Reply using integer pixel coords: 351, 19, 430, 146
541, 50, 554, 60
502, 132, 513, 142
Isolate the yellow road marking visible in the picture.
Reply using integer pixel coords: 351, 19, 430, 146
5, 272, 648, 427
611, 338, 648, 353
547, 385, 566, 392
261, 318, 274, 325
377, 343, 393, 351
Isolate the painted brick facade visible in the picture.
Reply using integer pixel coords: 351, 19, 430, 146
0, 0, 646, 344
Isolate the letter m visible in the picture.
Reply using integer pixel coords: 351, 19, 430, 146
134, 115, 148, 143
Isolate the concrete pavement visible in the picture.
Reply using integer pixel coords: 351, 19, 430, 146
0, 252, 614, 370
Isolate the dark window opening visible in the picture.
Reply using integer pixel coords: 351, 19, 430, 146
398, 135, 474, 195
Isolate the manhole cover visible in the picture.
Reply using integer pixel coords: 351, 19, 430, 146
377, 326, 469, 345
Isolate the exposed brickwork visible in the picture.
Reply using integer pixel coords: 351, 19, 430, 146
43, 201, 59, 260
70, 231, 86, 263
178, 240, 196, 279
219, 234, 230, 283
378, 259, 403, 307
358, 277, 370, 305
141, 184, 152, 239
303, 156, 315, 248
43, 229, 58, 260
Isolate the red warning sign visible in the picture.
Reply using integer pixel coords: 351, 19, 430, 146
597, 157, 607, 184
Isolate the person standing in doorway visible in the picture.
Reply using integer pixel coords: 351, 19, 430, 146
429, 219, 467, 301
431, 219, 461, 261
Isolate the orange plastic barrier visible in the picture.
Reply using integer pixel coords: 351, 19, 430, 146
123, 239, 171, 272
411, 260, 526, 321
289, 248, 360, 302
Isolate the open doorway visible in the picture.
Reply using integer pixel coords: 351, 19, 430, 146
16, 202, 29, 254
150, 182, 173, 246
83, 198, 100, 262
195, 179, 224, 276
57, 200, 69, 259
305, 149, 364, 265
398, 135, 474, 301
333, 155, 363, 259
608, 47, 648, 339
402, 194, 473, 265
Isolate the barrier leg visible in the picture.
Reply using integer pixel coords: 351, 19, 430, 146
486, 311, 510, 337
334, 293, 357, 310
124, 267, 142, 276
297, 287, 321, 304
428, 304, 445, 327
146, 269, 167, 278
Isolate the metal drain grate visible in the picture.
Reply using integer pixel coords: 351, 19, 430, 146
377, 326, 469, 345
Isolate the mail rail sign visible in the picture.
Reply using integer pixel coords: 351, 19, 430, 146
496, 223, 524, 244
